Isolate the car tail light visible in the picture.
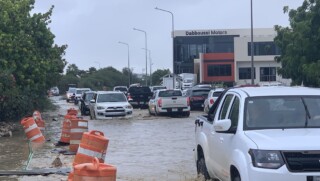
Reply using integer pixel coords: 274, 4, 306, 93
157, 98, 162, 107
210, 98, 214, 105
189, 97, 193, 102
187, 97, 190, 106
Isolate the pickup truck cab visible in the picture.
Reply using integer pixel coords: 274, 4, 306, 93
127, 86, 153, 109
148, 89, 190, 117
195, 86, 320, 181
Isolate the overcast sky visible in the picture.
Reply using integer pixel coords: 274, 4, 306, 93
33, 0, 303, 74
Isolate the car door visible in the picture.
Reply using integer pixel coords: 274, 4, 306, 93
89, 93, 97, 118
208, 93, 236, 180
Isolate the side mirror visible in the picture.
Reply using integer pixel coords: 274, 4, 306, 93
213, 119, 231, 132
90, 99, 95, 103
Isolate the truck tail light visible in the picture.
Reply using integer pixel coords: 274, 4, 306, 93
127, 93, 132, 101
187, 97, 190, 106
158, 98, 162, 107
210, 98, 214, 105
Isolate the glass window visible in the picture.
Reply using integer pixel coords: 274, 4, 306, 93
239, 67, 256, 79
159, 90, 182, 97
208, 64, 232, 76
248, 41, 281, 56
260, 67, 276, 81
97, 93, 127, 103
219, 94, 234, 120
244, 96, 320, 130
229, 97, 240, 129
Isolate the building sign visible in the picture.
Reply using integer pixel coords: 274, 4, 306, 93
185, 30, 228, 36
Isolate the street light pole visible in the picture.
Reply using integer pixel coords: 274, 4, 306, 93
133, 28, 148, 86
250, 0, 255, 85
155, 7, 175, 88
142, 48, 152, 86
118, 41, 130, 86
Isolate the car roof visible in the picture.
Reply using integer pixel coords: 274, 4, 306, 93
76, 88, 91, 90
230, 86, 320, 97
96, 91, 124, 94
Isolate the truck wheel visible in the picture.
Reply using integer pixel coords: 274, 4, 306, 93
232, 169, 241, 181
197, 157, 210, 180
184, 111, 190, 117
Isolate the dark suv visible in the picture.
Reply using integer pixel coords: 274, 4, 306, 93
127, 86, 153, 108
185, 87, 211, 110
80, 91, 96, 115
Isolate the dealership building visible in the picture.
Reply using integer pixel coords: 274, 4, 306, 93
173, 28, 291, 86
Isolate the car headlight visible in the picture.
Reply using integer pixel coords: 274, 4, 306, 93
125, 104, 133, 109
97, 106, 105, 110
249, 149, 284, 169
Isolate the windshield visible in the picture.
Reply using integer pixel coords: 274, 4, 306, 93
244, 96, 320, 130
77, 89, 90, 94
115, 87, 128, 92
159, 90, 182, 97
84, 93, 94, 101
68, 88, 76, 93
97, 93, 127, 103
192, 89, 210, 96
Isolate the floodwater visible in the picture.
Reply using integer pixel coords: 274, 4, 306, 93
0, 96, 204, 181
90, 113, 199, 181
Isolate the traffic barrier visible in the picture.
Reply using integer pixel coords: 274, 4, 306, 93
33, 110, 45, 132
67, 108, 78, 116
59, 114, 77, 144
21, 117, 45, 143
69, 118, 88, 152
72, 157, 116, 181
73, 131, 109, 165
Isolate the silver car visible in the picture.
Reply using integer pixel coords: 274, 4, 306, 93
89, 91, 133, 119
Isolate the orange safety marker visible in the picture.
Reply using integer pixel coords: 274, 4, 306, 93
21, 117, 45, 143
33, 110, 45, 132
73, 131, 109, 165
69, 118, 88, 152
72, 157, 116, 181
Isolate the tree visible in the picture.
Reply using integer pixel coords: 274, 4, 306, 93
151, 69, 171, 85
274, 0, 320, 86
66, 64, 80, 76
0, 0, 67, 121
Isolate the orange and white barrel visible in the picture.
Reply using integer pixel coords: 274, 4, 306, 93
21, 117, 45, 143
72, 157, 116, 181
59, 114, 76, 144
67, 108, 78, 116
69, 118, 88, 152
73, 131, 109, 165
33, 110, 45, 132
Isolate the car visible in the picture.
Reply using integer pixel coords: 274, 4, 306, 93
149, 85, 167, 92
203, 88, 224, 113
89, 91, 133, 119
148, 89, 190, 117
185, 87, 211, 110
195, 86, 320, 181
66, 87, 76, 102
74, 88, 91, 105
49, 86, 59, 96
193, 84, 212, 89
79, 91, 96, 116
113, 86, 128, 95
127, 86, 153, 108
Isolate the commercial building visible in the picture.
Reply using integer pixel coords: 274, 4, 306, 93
173, 28, 291, 86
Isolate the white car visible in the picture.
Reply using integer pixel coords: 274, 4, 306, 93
195, 86, 320, 181
203, 88, 224, 113
66, 87, 76, 102
148, 89, 190, 117
89, 91, 133, 119
74, 88, 91, 105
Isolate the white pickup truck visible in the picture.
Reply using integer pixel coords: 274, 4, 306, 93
195, 86, 320, 181
148, 89, 190, 117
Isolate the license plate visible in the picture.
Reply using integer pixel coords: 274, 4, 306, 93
307, 176, 320, 181
172, 108, 177, 111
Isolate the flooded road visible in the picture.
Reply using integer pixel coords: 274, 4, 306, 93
89, 114, 199, 180
0, 96, 204, 181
